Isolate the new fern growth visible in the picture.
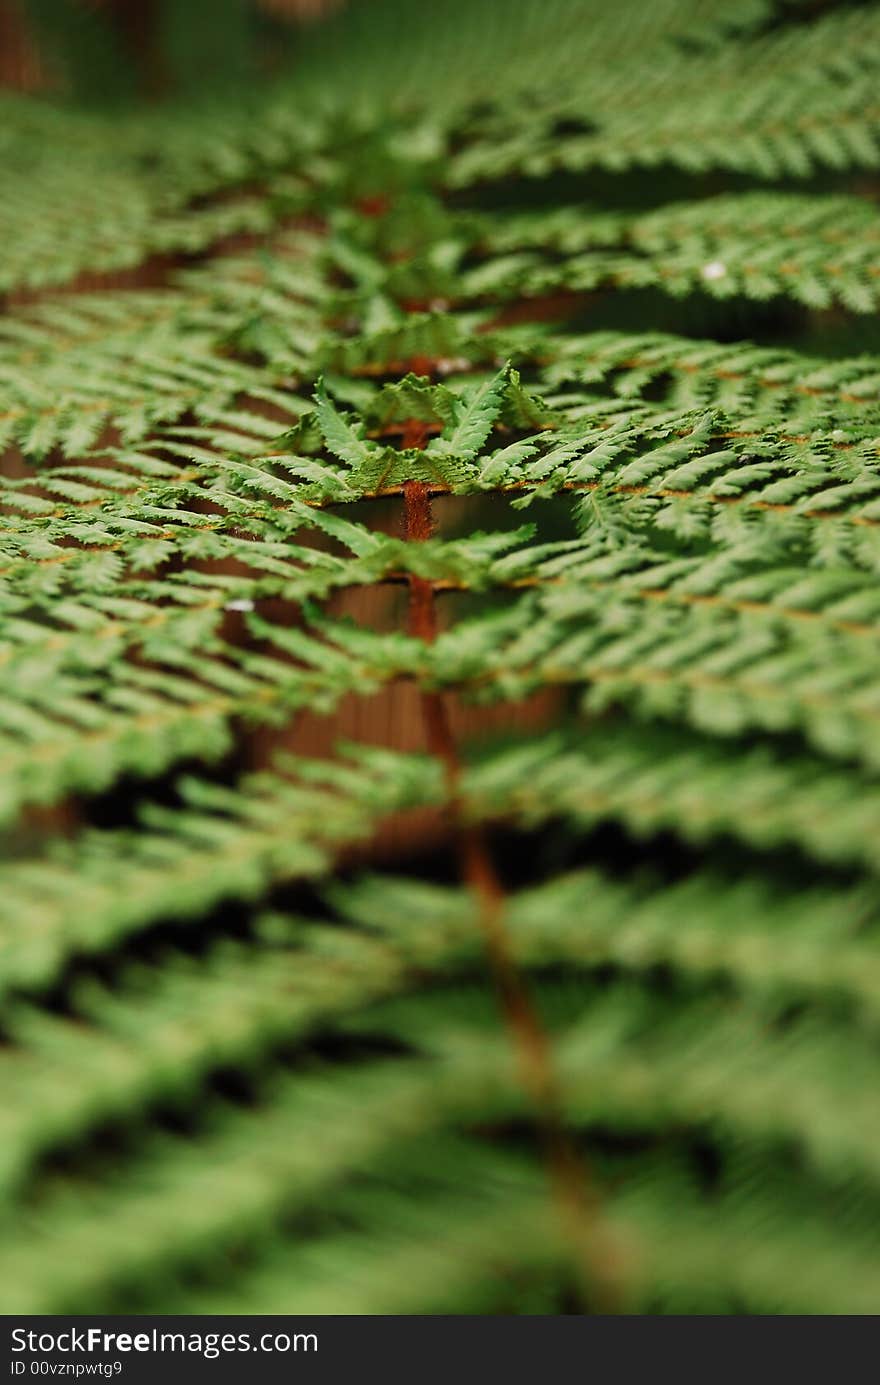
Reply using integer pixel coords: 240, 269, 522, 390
2, 0, 880, 1315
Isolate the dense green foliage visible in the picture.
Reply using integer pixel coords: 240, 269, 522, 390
3, 0, 880, 1314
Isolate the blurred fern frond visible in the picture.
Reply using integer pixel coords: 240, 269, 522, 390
3, 0, 880, 1315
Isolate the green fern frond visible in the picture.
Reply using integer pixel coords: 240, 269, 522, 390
4, 0, 880, 1317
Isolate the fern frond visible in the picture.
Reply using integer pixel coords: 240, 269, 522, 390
5, 0, 880, 1317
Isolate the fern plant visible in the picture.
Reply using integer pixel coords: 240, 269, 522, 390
3, 0, 880, 1315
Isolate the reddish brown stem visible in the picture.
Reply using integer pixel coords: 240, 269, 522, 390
402, 475, 620, 1311
354, 194, 393, 219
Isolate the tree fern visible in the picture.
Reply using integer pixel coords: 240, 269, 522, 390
3, 0, 880, 1316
